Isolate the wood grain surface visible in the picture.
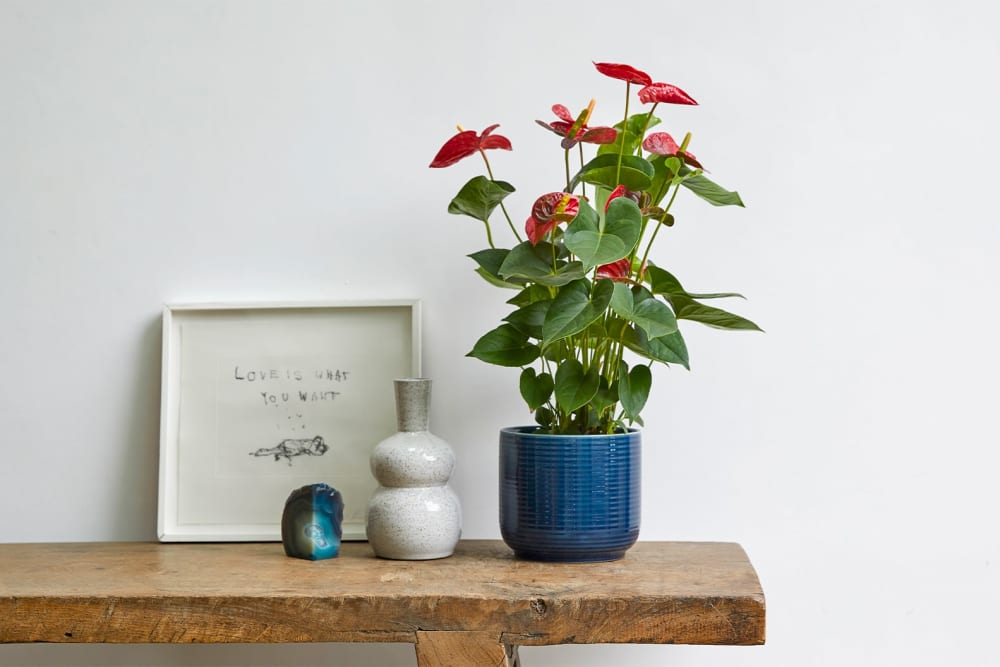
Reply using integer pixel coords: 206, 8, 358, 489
414, 631, 517, 667
0, 540, 764, 648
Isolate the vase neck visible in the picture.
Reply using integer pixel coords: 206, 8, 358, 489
394, 378, 430, 432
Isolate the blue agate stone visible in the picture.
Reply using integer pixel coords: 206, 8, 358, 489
281, 483, 344, 560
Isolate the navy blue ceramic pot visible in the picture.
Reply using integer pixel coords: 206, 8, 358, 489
499, 426, 640, 562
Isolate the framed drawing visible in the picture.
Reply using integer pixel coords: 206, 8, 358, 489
157, 300, 421, 542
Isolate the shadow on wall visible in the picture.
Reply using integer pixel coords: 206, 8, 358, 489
110, 314, 163, 541
0, 642, 417, 667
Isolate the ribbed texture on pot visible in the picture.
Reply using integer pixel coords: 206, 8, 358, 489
499, 427, 640, 562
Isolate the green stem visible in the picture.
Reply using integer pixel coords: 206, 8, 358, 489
481, 149, 497, 181
499, 202, 521, 243
651, 163, 674, 205
636, 103, 659, 155
482, 220, 495, 249
564, 149, 572, 192
614, 82, 631, 186
639, 182, 681, 276
578, 142, 586, 199
628, 217, 649, 273
480, 150, 523, 244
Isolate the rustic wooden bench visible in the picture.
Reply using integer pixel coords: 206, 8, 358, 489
0, 540, 765, 666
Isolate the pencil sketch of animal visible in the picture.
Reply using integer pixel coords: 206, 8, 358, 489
249, 435, 328, 465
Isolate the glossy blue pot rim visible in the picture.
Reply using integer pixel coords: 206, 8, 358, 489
500, 426, 640, 438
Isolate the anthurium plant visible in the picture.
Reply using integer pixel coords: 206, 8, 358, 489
431, 61, 760, 435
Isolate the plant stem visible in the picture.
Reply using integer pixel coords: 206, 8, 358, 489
482, 220, 495, 249
628, 217, 649, 274
639, 182, 681, 276
564, 149, 571, 192
614, 82, 631, 186
636, 103, 659, 155
480, 150, 523, 244
499, 202, 522, 243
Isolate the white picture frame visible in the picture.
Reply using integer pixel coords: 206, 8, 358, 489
157, 300, 421, 542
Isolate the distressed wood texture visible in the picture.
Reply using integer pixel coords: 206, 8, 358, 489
0, 540, 764, 650
414, 631, 517, 667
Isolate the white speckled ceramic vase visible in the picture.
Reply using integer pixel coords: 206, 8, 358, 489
366, 378, 461, 560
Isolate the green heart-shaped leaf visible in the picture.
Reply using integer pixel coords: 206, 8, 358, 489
554, 359, 600, 413
519, 368, 554, 411
474, 267, 523, 289
647, 265, 745, 300
622, 326, 690, 369
469, 249, 524, 289
597, 112, 661, 158
590, 376, 618, 415
534, 406, 555, 430
469, 248, 508, 276
647, 155, 682, 206
676, 165, 743, 207
467, 324, 540, 367
448, 176, 516, 221
619, 363, 652, 420
503, 300, 552, 339
564, 198, 642, 270
571, 154, 655, 192
507, 284, 552, 307
499, 241, 587, 286
645, 267, 760, 331
609, 283, 678, 339
542, 278, 614, 343
668, 295, 763, 331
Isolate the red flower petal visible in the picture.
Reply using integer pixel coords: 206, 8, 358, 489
593, 62, 652, 86
637, 82, 697, 106
604, 185, 628, 212
549, 121, 573, 135
478, 124, 512, 151
536, 120, 564, 137
429, 125, 512, 168
552, 104, 574, 123
680, 151, 704, 170
429, 130, 480, 168
579, 126, 618, 144
540, 104, 616, 147
595, 258, 632, 282
642, 132, 680, 156
525, 216, 555, 245
479, 134, 513, 151
532, 192, 580, 224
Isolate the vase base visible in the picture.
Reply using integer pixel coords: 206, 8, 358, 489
372, 549, 455, 561
511, 548, 628, 563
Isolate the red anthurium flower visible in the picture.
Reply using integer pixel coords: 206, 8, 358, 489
604, 185, 646, 211
643, 132, 680, 155
429, 124, 512, 168
595, 258, 632, 283
604, 185, 628, 212
637, 82, 698, 106
533, 192, 579, 224
593, 62, 652, 86
525, 192, 579, 245
642, 132, 705, 170
525, 216, 551, 245
536, 104, 617, 148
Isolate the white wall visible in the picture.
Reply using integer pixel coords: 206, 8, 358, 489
2, 1, 998, 665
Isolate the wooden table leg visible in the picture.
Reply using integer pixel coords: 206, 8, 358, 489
414, 631, 519, 666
